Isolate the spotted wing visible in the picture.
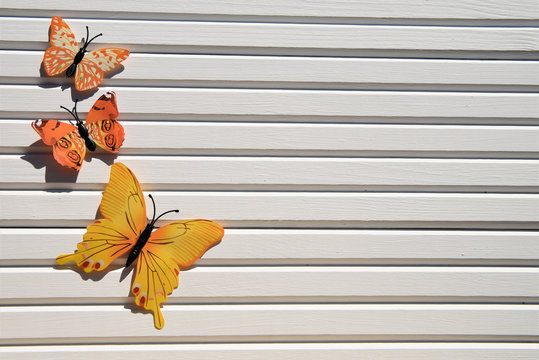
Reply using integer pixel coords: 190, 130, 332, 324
31, 119, 75, 145
43, 46, 76, 76
52, 130, 86, 171
42, 17, 78, 76
86, 91, 125, 152
85, 48, 130, 72
74, 48, 130, 91
132, 220, 224, 329
48, 16, 79, 50
56, 163, 147, 271
74, 59, 104, 91
31, 119, 85, 170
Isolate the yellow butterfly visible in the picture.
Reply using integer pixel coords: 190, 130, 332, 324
56, 162, 224, 329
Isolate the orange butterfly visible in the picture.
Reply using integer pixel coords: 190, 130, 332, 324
43, 16, 129, 91
56, 163, 224, 329
31, 91, 125, 171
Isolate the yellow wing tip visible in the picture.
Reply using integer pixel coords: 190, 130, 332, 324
55, 253, 75, 265
153, 307, 165, 330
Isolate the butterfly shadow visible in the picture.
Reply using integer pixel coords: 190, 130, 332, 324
21, 141, 120, 188
38, 61, 126, 101
89, 149, 119, 167
53, 263, 124, 282
21, 140, 80, 186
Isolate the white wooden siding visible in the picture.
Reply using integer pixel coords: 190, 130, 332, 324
0, 1, 538, 359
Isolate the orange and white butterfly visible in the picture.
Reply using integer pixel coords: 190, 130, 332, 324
31, 91, 125, 171
43, 16, 129, 91
56, 163, 224, 329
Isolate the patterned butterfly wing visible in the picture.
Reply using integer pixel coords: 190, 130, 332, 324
85, 48, 130, 72
56, 218, 135, 272
74, 48, 130, 91
43, 47, 77, 77
132, 220, 224, 329
86, 92, 125, 152
43, 16, 78, 77
31, 119, 86, 171
74, 59, 104, 91
49, 16, 78, 50
56, 163, 147, 271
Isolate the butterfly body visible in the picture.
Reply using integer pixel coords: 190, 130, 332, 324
56, 163, 224, 329
126, 223, 153, 268
43, 16, 129, 91
65, 48, 86, 77
32, 92, 124, 171
74, 118, 97, 152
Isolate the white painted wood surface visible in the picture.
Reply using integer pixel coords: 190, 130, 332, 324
0, 1, 538, 359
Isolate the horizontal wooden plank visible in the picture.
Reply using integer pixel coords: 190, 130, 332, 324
2, 0, 537, 20
3, 51, 539, 90
4, 120, 539, 155
1, 304, 537, 342
1, 191, 538, 228
2, 267, 537, 303
1, 229, 538, 265
3, 343, 539, 360
1, 17, 538, 54
1, 86, 538, 120
3, 155, 539, 191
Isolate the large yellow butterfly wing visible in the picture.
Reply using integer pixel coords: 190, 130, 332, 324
56, 163, 224, 329
132, 220, 224, 329
56, 163, 145, 271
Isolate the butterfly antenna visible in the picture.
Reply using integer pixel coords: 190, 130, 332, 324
72, 99, 79, 119
81, 26, 103, 50
153, 209, 180, 226
148, 194, 157, 224
60, 105, 77, 125
86, 32, 103, 47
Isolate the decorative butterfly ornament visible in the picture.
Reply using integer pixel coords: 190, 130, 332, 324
56, 163, 224, 329
43, 16, 129, 91
31, 92, 125, 171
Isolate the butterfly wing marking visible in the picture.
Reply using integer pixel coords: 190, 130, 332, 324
48, 16, 79, 50
56, 163, 148, 270
31, 119, 75, 145
56, 218, 135, 272
86, 92, 125, 152
87, 91, 119, 122
43, 47, 76, 76
52, 130, 86, 171
74, 59, 104, 91
86, 48, 130, 72
97, 163, 147, 238
43, 17, 78, 76
44, 17, 129, 90
31, 119, 85, 170
74, 48, 130, 91
132, 220, 224, 329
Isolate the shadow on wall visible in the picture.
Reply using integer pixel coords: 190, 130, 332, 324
21, 140, 118, 189
38, 61, 126, 101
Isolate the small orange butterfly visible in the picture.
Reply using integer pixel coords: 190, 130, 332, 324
43, 16, 129, 91
56, 163, 224, 329
32, 91, 125, 171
